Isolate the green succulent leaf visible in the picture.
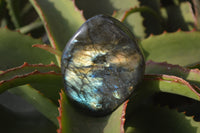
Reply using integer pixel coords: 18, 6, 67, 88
187, 63, 200, 69
57, 90, 128, 133
110, 0, 146, 39
30, 0, 85, 50
0, 28, 56, 70
32, 44, 62, 66
5, 0, 21, 28
140, 74, 200, 101
125, 73, 200, 133
125, 105, 200, 133
160, 2, 196, 31
120, 6, 160, 23
76, 0, 146, 39
141, 31, 200, 66
32, 44, 62, 57
146, 61, 200, 88
0, 62, 60, 81
193, 0, 200, 30
0, 62, 62, 103
137, 0, 163, 36
0, 62, 61, 126
9, 85, 59, 127
177, 99, 200, 122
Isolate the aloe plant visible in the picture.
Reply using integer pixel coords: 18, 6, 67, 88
1, 0, 200, 133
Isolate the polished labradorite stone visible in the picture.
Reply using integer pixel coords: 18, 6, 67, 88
61, 14, 145, 115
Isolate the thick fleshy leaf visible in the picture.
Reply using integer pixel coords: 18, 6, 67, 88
32, 44, 62, 57
0, 68, 62, 103
30, 0, 85, 50
0, 28, 56, 70
0, 71, 62, 100
160, 2, 196, 31
178, 99, 200, 121
191, 0, 200, 30
146, 61, 200, 88
76, 0, 146, 39
5, 0, 21, 28
32, 44, 62, 66
57, 90, 128, 133
120, 8, 146, 39
187, 63, 200, 69
125, 105, 200, 133
9, 85, 59, 126
0, 62, 60, 81
141, 31, 200, 66
152, 92, 200, 122
104, 100, 128, 133
124, 73, 200, 133
139, 74, 200, 101
137, 0, 163, 36
0, 63, 62, 103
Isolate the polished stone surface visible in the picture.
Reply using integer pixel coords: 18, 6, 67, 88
61, 15, 145, 115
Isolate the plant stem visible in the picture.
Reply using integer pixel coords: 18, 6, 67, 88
20, 2, 33, 17
121, 6, 162, 23
17, 19, 43, 34
6, 0, 20, 28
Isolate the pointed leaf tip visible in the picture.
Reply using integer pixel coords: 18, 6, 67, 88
143, 74, 200, 101
57, 90, 63, 133
142, 31, 200, 66
120, 100, 129, 133
57, 90, 129, 133
146, 60, 200, 91
0, 28, 56, 70
32, 44, 62, 57
30, 0, 85, 50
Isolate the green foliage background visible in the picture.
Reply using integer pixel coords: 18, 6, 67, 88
0, 0, 200, 133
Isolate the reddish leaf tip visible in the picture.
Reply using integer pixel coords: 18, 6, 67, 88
32, 44, 62, 56
163, 30, 167, 34
112, 10, 117, 17
149, 33, 154, 37
177, 28, 182, 32
120, 100, 129, 133
144, 74, 200, 99
120, 7, 134, 22
73, 0, 85, 21
31, 0, 58, 49
16, 29, 20, 33
23, 62, 29, 66
4, 25, 8, 29
191, 27, 197, 32
146, 60, 200, 76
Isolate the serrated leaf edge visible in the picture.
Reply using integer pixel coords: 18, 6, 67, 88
32, 44, 62, 57
146, 60, 200, 74
31, 0, 58, 49
0, 70, 61, 83
73, 0, 85, 21
145, 28, 197, 39
0, 62, 59, 76
120, 100, 129, 133
0, 70, 61, 93
144, 74, 200, 99
57, 90, 63, 133
0, 27, 43, 41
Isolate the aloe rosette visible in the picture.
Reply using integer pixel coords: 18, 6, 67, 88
1, 0, 200, 133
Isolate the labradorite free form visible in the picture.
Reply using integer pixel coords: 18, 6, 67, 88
61, 15, 145, 115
